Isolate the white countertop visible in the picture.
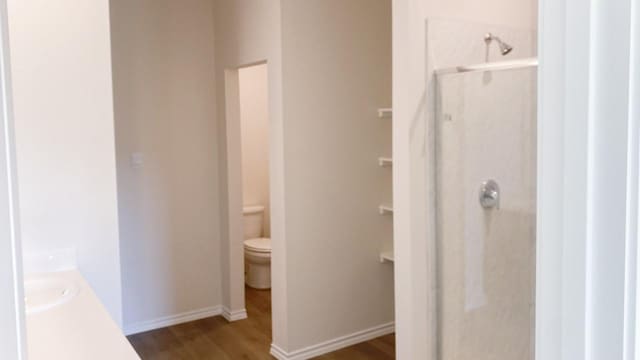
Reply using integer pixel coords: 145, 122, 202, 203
26, 271, 139, 360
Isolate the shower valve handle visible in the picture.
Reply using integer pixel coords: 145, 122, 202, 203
479, 179, 500, 210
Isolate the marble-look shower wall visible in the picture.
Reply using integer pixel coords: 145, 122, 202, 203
427, 19, 537, 360
426, 18, 537, 70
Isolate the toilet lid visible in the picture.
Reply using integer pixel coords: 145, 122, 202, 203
244, 238, 271, 253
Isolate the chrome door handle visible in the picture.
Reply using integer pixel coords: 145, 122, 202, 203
479, 179, 500, 210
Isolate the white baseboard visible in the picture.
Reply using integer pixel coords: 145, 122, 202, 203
270, 322, 395, 360
124, 305, 223, 335
222, 307, 248, 322
270, 344, 290, 359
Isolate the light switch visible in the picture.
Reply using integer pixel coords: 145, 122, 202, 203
130, 152, 144, 168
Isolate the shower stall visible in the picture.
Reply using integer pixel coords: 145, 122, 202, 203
433, 58, 538, 359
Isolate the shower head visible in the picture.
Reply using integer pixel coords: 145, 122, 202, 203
499, 42, 513, 55
484, 33, 513, 56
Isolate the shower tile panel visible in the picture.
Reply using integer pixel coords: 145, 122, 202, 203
428, 18, 537, 360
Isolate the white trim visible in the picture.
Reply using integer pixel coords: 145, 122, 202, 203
221, 68, 247, 317
0, 0, 26, 357
536, 0, 593, 358
270, 344, 289, 359
269, 322, 394, 360
123, 305, 223, 335
434, 57, 538, 75
222, 307, 248, 322
632, 0, 640, 355
538, 0, 640, 358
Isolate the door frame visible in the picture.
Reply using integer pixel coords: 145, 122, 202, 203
0, 0, 27, 357
536, 0, 640, 358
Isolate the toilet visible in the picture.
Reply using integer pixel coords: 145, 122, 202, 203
243, 205, 271, 289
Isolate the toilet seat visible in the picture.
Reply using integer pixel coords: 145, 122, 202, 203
244, 238, 271, 253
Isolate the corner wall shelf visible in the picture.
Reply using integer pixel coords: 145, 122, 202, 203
378, 205, 394, 215
379, 251, 394, 263
377, 108, 392, 119
378, 157, 392, 167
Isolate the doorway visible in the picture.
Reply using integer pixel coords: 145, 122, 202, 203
222, 62, 273, 340
238, 63, 272, 308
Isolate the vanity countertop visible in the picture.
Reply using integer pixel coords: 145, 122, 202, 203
26, 270, 139, 360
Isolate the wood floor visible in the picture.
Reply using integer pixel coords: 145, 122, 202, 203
128, 287, 395, 359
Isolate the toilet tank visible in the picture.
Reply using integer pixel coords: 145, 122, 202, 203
243, 205, 265, 239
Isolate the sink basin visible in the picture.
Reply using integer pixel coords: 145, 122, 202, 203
24, 277, 79, 314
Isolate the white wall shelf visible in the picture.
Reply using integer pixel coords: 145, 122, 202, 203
377, 108, 392, 118
378, 157, 393, 167
379, 251, 394, 263
378, 205, 394, 215
377, 106, 393, 268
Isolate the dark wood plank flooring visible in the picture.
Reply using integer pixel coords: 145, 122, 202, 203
128, 287, 395, 359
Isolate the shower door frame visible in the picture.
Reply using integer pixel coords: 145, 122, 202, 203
536, 0, 640, 358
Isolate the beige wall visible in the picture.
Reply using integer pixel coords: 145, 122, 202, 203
215, 0, 394, 354
392, 0, 537, 358
280, 0, 394, 351
239, 64, 271, 236
7, 0, 123, 324
110, 0, 222, 331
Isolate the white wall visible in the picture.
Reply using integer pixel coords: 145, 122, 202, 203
110, 0, 222, 332
7, 0, 123, 324
392, 0, 537, 358
239, 64, 271, 236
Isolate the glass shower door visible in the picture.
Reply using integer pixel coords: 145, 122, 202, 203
435, 66, 537, 360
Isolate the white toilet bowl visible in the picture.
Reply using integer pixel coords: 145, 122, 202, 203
244, 237, 271, 289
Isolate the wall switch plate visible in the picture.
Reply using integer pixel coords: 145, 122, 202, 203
130, 152, 144, 168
